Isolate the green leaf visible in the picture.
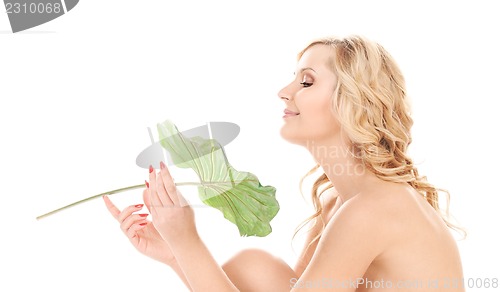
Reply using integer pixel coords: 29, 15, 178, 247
158, 120, 279, 237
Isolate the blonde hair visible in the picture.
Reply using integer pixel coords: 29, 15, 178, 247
294, 35, 465, 247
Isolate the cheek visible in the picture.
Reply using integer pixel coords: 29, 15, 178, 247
317, 107, 339, 132
308, 95, 342, 137
301, 93, 336, 123
280, 89, 340, 144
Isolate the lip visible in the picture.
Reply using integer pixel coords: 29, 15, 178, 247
283, 109, 300, 118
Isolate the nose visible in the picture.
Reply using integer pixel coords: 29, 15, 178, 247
278, 84, 293, 102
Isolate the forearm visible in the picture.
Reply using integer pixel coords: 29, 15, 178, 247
171, 234, 239, 292
169, 260, 192, 291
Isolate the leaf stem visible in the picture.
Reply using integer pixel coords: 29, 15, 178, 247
36, 181, 201, 220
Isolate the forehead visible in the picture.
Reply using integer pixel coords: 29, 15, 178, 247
297, 45, 334, 72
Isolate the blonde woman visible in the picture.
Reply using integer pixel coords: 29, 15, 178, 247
104, 35, 465, 291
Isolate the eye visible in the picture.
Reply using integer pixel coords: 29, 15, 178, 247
300, 75, 313, 88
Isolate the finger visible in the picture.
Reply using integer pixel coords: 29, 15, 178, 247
124, 220, 148, 246
149, 165, 162, 210
143, 187, 152, 213
160, 161, 179, 205
149, 165, 161, 207
121, 213, 149, 234
126, 221, 148, 239
156, 172, 175, 206
117, 204, 144, 223
103, 195, 120, 220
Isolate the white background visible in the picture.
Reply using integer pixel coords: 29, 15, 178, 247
1, 0, 499, 291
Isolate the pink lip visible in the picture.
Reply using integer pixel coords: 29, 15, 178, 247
283, 109, 300, 118
284, 109, 300, 115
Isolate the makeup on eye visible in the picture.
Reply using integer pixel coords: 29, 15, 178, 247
300, 75, 313, 87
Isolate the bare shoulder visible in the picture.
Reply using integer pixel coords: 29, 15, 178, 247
295, 183, 464, 291
328, 183, 457, 249
295, 188, 393, 287
324, 183, 464, 289
336, 183, 440, 223
325, 185, 409, 237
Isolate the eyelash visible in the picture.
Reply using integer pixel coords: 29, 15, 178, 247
300, 82, 313, 88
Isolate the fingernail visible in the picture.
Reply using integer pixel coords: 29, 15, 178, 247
145, 180, 149, 188
160, 161, 165, 169
149, 165, 154, 173
139, 213, 148, 217
135, 204, 144, 208
139, 222, 147, 226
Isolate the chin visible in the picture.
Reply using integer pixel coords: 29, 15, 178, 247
279, 125, 307, 146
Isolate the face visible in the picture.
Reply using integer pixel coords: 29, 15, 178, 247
278, 44, 340, 147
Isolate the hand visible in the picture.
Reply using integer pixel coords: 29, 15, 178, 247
148, 161, 197, 246
103, 189, 176, 266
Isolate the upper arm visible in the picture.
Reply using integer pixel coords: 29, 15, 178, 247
293, 188, 339, 277
290, 197, 391, 292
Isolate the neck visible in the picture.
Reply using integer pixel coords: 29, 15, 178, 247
305, 138, 380, 203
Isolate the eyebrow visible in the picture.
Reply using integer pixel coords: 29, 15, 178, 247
294, 67, 317, 75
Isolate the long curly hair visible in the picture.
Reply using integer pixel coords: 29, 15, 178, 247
294, 35, 465, 247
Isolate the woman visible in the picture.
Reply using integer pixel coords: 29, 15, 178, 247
103, 35, 465, 291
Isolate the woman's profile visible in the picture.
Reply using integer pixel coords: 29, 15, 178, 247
103, 35, 465, 291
